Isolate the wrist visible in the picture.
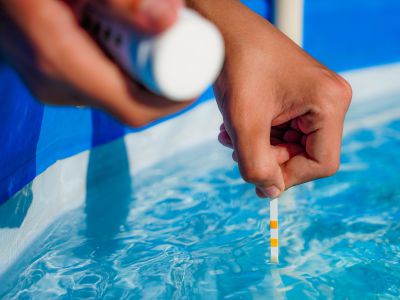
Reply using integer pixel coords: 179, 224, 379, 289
186, 0, 277, 47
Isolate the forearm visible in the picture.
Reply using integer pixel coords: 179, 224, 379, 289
188, 0, 263, 38
186, 0, 245, 25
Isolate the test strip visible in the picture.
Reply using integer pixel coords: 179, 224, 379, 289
270, 197, 279, 263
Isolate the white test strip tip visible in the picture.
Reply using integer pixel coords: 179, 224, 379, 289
270, 197, 279, 264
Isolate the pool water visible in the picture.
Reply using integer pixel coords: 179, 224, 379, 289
1, 95, 400, 299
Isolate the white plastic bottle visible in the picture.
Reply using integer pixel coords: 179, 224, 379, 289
79, 3, 225, 101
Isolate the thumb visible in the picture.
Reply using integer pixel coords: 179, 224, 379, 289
107, 0, 183, 33
231, 123, 285, 199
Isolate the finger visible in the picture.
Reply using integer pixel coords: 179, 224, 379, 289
106, 0, 183, 33
24, 0, 188, 126
101, 77, 192, 126
301, 135, 307, 147
28, 73, 90, 106
270, 137, 283, 146
283, 129, 302, 143
272, 144, 304, 165
271, 127, 284, 139
282, 115, 343, 188
218, 130, 233, 149
230, 143, 302, 166
274, 121, 291, 130
230, 117, 285, 198
290, 113, 323, 134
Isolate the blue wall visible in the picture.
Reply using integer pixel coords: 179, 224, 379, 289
303, 0, 400, 71
0, 66, 44, 203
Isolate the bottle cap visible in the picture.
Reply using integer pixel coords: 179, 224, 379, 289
152, 9, 225, 101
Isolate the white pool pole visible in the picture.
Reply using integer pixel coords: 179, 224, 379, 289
270, 197, 279, 263
78, 2, 225, 101
274, 0, 304, 46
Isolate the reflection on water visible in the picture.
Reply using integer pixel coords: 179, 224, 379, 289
1, 103, 400, 299
84, 138, 132, 259
0, 184, 32, 229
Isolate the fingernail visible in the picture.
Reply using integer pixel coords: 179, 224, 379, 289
140, 0, 175, 27
264, 186, 281, 198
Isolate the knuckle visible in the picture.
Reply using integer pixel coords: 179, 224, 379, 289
316, 70, 353, 113
321, 159, 340, 177
338, 76, 353, 109
240, 164, 275, 184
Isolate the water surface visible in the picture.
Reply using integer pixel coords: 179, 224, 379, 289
1, 96, 400, 299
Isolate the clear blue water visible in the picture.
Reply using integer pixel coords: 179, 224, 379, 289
1, 95, 400, 299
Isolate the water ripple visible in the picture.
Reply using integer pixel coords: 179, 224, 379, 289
2, 111, 400, 299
